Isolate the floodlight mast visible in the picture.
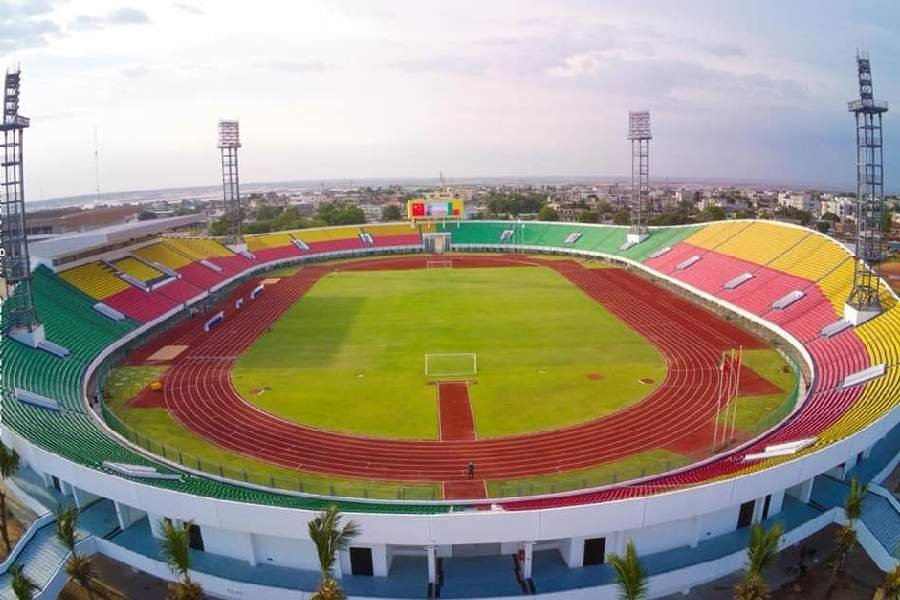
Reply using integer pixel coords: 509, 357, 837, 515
1, 66, 41, 336
217, 119, 242, 244
627, 111, 651, 240
845, 52, 888, 324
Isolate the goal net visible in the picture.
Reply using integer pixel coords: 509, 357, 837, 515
426, 260, 453, 269
425, 353, 477, 377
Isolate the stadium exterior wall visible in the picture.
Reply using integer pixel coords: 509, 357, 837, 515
5, 226, 898, 599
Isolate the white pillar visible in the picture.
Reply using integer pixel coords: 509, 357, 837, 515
690, 516, 702, 548
334, 551, 345, 579
521, 542, 534, 579
426, 545, 437, 584
799, 477, 814, 504
562, 537, 584, 568
751, 498, 764, 524
844, 453, 859, 475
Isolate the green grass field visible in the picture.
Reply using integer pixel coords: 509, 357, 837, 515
716, 348, 798, 432
232, 266, 666, 439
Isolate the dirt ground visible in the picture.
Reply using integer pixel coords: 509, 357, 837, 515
0, 479, 38, 562
58, 554, 173, 600
662, 524, 885, 599
0, 514, 26, 562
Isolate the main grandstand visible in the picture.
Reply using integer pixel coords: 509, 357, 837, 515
1, 215, 898, 599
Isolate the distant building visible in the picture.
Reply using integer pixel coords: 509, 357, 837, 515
820, 195, 856, 220
25, 205, 142, 236
778, 192, 817, 213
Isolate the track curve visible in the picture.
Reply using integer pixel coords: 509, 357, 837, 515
156, 255, 765, 483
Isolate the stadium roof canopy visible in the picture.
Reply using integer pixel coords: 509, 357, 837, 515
29, 214, 206, 263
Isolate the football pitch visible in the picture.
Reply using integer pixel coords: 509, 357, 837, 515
231, 265, 667, 439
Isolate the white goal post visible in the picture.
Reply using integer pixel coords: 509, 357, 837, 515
426, 260, 453, 269
425, 353, 477, 377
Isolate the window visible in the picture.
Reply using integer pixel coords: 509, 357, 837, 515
737, 500, 755, 529
582, 537, 606, 566
762, 495, 772, 520
350, 547, 374, 576
188, 523, 204, 551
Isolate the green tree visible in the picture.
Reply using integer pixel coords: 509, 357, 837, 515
308, 506, 361, 600
613, 208, 630, 226
382, 204, 403, 221
10, 565, 37, 600
158, 519, 204, 600
608, 540, 647, 600
577, 210, 599, 223
208, 219, 228, 236
735, 522, 783, 599
0, 444, 21, 553
537, 205, 559, 221
318, 202, 366, 226
699, 205, 726, 222
254, 205, 282, 221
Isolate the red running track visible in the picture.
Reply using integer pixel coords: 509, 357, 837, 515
157, 255, 766, 484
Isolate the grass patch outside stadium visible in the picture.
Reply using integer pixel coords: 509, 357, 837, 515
232, 266, 666, 439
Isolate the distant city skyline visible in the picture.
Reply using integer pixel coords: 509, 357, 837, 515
3, 0, 898, 201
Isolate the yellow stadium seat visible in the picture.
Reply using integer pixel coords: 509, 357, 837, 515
59, 262, 130, 300
112, 257, 164, 283
134, 242, 194, 270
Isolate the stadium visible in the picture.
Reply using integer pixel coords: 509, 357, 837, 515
2, 215, 899, 599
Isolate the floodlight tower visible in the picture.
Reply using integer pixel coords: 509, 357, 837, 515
845, 52, 889, 325
217, 119, 242, 244
1, 66, 43, 346
627, 111, 651, 244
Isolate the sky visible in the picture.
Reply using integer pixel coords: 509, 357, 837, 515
2, 0, 899, 201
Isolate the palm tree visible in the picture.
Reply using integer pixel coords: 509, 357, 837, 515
734, 573, 768, 600
55, 504, 97, 599
746, 522, 782, 576
55, 505, 77, 550
158, 519, 204, 600
875, 564, 900, 600
0, 444, 21, 554
608, 540, 648, 600
10, 565, 37, 600
66, 553, 97, 600
829, 524, 857, 584
308, 506, 361, 600
844, 478, 866, 525
735, 522, 783, 600
830, 478, 867, 586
